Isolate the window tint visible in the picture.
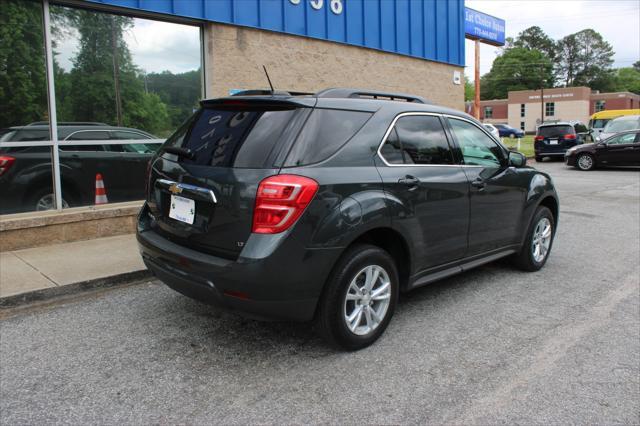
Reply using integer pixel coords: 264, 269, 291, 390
110, 130, 150, 140
449, 118, 503, 167
285, 109, 371, 167
538, 125, 574, 137
380, 115, 453, 165
607, 133, 637, 145
65, 130, 110, 141
169, 107, 302, 168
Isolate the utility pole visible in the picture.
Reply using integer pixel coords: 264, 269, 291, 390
111, 16, 123, 127
474, 39, 481, 120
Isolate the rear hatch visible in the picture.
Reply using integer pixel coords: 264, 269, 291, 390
146, 98, 314, 260
535, 124, 577, 152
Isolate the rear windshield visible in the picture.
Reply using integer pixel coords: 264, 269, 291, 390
603, 118, 640, 133
538, 125, 574, 137
163, 107, 306, 168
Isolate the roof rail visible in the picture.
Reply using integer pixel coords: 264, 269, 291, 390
25, 121, 109, 126
315, 88, 429, 104
230, 89, 315, 97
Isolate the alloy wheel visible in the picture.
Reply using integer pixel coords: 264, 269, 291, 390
577, 154, 593, 170
36, 194, 69, 211
343, 265, 392, 336
531, 217, 552, 263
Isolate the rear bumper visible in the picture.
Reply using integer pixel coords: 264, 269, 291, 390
136, 206, 342, 322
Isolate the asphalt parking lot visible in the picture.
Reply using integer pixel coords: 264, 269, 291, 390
1, 161, 638, 424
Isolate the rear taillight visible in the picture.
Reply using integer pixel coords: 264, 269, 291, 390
252, 174, 319, 234
534, 136, 544, 142
0, 156, 15, 177
564, 134, 576, 140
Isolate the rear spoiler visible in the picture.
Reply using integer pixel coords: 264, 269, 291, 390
200, 96, 316, 109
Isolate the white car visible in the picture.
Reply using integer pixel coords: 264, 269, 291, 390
597, 115, 640, 142
483, 123, 500, 140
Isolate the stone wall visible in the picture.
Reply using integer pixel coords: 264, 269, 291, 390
205, 23, 464, 110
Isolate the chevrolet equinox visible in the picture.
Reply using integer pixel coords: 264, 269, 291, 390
137, 88, 559, 350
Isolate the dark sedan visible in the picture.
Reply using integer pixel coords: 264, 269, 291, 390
495, 124, 525, 139
565, 130, 640, 170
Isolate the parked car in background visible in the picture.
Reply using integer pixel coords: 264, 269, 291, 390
0, 124, 160, 214
495, 124, 525, 139
483, 123, 500, 140
534, 122, 582, 162
597, 115, 640, 142
565, 130, 640, 171
137, 88, 559, 350
589, 109, 640, 141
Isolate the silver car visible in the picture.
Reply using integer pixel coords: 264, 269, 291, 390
597, 115, 640, 142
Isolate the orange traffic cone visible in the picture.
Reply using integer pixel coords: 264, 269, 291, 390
95, 173, 109, 205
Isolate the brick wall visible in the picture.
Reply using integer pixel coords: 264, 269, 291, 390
205, 23, 464, 110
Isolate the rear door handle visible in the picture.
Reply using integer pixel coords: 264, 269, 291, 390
398, 175, 420, 188
471, 178, 486, 190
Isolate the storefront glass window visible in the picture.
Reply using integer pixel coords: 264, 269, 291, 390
0, 0, 55, 214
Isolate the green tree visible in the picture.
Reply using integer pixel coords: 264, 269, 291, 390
633, 60, 640, 72
54, 7, 169, 135
0, 0, 48, 128
480, 47, 554, 100
464, 79, 475, 102
615, 67, 640, 94
512, 26, 556, 61
146, 70, 201, 128
556, 29, 615, 90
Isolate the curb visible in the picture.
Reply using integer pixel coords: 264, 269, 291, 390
0, 269, 152, 309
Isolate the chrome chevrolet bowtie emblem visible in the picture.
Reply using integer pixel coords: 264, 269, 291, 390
168, 183, 182, 195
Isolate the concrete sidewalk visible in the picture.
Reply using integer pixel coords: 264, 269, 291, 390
0, 234, 147, 304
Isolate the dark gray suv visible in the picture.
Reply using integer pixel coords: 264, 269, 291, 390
137, 89, 559, 350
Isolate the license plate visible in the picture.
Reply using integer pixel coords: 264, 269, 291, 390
549, 139, 558, 145
169, 195, 195, 224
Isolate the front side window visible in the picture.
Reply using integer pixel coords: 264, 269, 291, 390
448, 118, 503, 168
545, 102, 555, 117
484, 106, 493, 119
379, 115, 453, 165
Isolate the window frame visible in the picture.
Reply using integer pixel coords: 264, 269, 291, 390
484, 106, 493, 119
520, 103, 525, 118
594, 100, 606, 113
545, 102, 555, 117
376, 112, 458, 167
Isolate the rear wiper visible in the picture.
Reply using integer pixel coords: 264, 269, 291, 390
163, 146, 194, 160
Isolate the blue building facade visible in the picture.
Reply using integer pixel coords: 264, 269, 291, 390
88, 0, 465, 67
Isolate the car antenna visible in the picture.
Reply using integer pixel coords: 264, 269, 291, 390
262, 65, 274, 94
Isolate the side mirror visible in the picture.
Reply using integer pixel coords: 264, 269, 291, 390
508, 151, 526, 168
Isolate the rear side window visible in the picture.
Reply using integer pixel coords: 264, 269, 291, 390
379, 115, 453, 165
284, 109, 371, 167
167, 107, 302, 168
537, 125, 574, 137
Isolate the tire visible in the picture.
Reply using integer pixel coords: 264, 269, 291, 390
535, 156, 544, 162
27, 187, 73, 211
512, 206, 555, 272
316, 244, 399, 351
576, 153, 595, 171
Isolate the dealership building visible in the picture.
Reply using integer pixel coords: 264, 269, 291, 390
0, 0, 472, 250
473, 87, 640, 132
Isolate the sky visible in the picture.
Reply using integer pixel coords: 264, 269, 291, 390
464, 0, 640, 81
55, 18, 202, 74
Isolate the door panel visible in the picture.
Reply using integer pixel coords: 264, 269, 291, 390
597, 132, 639, 166
376, 114, 469, 271
446, 117, 526, 255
